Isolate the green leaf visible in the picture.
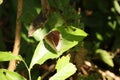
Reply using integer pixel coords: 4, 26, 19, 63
114, 0, 120, 14
96, 49, 114, 67
21, 0, 41, 24
29, 26, 87, 69
49, 55, 77, 80
55, 56, 70, 71
0, 69, 26, 80
48, 0, 70, 11
37, 76, 41, 80
47, 12, 64, 28
0, 51, 22, 62
96, 32, 103, 41
32, 27, 48, 41
62, 26, 87, 36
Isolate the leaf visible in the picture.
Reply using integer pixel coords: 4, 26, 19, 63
37, 76, 41, 80
96, 49, 114, 67
96, 32, 103, 41
0, 51, 22, 62
32, 27, 48, 41
29, 26, 87, 69
46, 12, 64, 29
0, 69, 26, 80
63, 26, 88, 37
48, 0, 70, 11
114, 0, 120, 14
21, 0, 41, 24
49, 55, 77, 80
55, 55, 70, 71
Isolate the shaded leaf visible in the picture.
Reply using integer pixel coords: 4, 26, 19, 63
96, 49, 114, 67
48, 0, 70, 11
0, 69, 26, 80
49, 55, 77, 80
21, 0, 41, 24
0, 51, 22, 62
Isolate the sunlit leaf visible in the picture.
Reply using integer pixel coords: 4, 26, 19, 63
49, 55, 77, 80
37, 76, 41, 80
96, 32, 103, 41
0, 69, 26, 80
0, 52, 22, 62
29, 26, 87, 69
55, 55, 70, 71
63, 26, 88, 36
96, 49, 114, 67
114, 0, 120, 14
32, 27, 48, 41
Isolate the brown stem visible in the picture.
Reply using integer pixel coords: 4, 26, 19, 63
8, 0, 23, 71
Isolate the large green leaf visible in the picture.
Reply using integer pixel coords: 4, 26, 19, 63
49, 55, 77, 80
0, 51, 22, 62
0, 69, 26, 80
29, 26, 87, 69
96, 49, 114, 67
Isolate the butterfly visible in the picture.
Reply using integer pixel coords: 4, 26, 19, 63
44, 30, 62, 52
28, 12, 47, 36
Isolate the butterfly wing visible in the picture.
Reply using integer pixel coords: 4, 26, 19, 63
28, 12, 47, 36
44, 30, 62, 52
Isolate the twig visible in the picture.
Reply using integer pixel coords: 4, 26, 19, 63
8, 0, 23, 71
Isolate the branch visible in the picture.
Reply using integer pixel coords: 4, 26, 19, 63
8, 0, 23, 71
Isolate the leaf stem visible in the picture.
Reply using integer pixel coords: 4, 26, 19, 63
22, 60, 32, 80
